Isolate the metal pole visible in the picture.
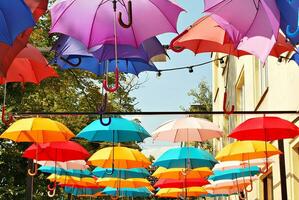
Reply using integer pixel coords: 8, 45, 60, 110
278, 140, 288, 200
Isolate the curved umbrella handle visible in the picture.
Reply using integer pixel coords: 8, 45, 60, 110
1, 105, 14, 126
260, 160, 269, 174
27, 163, 38, 176
47, 181, 57, 191
100, 114, 112, 126
97, 93, 108, 114
286, 8, 299, 38
105, 164, 115, 175
118, 0, 132, 28
245, 180, 253, 192
169, 30, 189, 53
47, 188, 56, 197
223, 91, 235, 115
238, 191, 246, 200
60, 56, 82, 67
111, 196, 119, 200
102, 67, 119, 93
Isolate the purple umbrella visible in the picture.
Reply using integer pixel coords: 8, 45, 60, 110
50, 0, 183, 48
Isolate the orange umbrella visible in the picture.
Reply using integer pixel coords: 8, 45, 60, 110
152, 167, 212, 179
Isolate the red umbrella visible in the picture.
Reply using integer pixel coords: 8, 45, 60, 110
154, 178, 210, 189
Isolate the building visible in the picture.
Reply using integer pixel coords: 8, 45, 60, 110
211, 52, 299, 200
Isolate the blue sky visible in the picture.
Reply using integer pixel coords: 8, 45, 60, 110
126, 0, 213, 155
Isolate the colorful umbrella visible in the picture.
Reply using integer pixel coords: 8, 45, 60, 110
208, 167, 260, 181
153, 147, 217, 169
213, 158, 275, 171
38, 166, 92, 177
156, 187, 207, 198
204, 184, 248, 195
102, 187, 152, 197
93, 167, 149, 179
88, 147, 151, 169
50, 0, 183, 48
25, 0, 49, 20
152, 167, 213, 179
77, 118, 150, 143
208, 176, 258, 188
36, 160, 89, 170
97, 178, 151, 188
47, 174, 98, 188
154, 178, 210, 188
64, 187, 103, 197
152, 117, 223, 142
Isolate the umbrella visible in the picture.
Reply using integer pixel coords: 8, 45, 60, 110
208, 167, 260, 181
204, 184, 248, 195
152, 167, 213, 179
64, 187, 103, 197
0, 1, 35, 45
154, 178, 210, 188
49, 0, 183, 48
77, 118, 150, 143
102, 187, 152, 197
88, 147, 151, 169
208, 176, 258, 187
291, 52, 299, 65
25, 0, 49, 20
153, 147, 218, 169
213, 158, 275, 171
152, 117, 223, 142
93, 168, 149, 178
0, 45, 58, 84
97, 178, 151, 188
38, 166, 92, 177
204, 0, 280, 62
47, 174, 98, 188
36, 160, 89, 170
276, 0, 299, 45
156, 187, 207, 198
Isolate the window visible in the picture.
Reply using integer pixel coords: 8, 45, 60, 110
254, 57, 269, 105
263, 172, 273, 200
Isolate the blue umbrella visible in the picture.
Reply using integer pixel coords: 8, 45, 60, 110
102, 187, 152, 197
276, 0, 299, 45
208, 166, 260, 181
291, 52, 299, 65
38, 166, 92, 177
93, 168, 150, 179
153, 147, 218, 169
0, 1, 35, 45
64, 187, 102, 196
76, 118, 150, 143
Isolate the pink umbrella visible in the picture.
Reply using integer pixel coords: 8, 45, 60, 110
152, 117, 223, 143
213, 158, 275, 171
36, 160, 89, 170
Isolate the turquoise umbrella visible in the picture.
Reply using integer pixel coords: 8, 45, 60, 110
153, 147, 217, 169
93, 168, 150, 178
76, 118, 150, 143
208, 166, 260, 181
38, 166, 92, 177
102, 187, 152, 197
64, 187, 102, 196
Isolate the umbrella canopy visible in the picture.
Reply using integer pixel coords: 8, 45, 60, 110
48, 174, 98, 188
204, 184, 248, 195
0, 45, 58, 84
93, 167, 149, 179
77, 118, 150, 143
64, 187, 103, 197
209, 167, 260, 181
291, 52, 299, 65
204, 0, 280, 62
102, 187, 152, 197
88, 147, 151, 168
25, 0, 48, 20
97, 178, 151, 188
38, 166, 92, 177
0, 118, 75, 143
153, 147, 217, 169
0, 1, 35, 45
208, 176, 258, 188
213, 158, 275, 171
50, 0, 183, 48
23, 141, 90, 161
229, 116, 299, 141
154, 178, 210, 188
215, 141, 282, 161
36, 160, 89, 170
152, 117, 223, 142
152, 167, 213, 179
156, 187, 207, 198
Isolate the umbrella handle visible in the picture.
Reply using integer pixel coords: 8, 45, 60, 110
169, 30, 188, 53
105, 164, 115, 175
47, 181, 57, 191
97, 93, 108, 114
118, 0, 132, 28
286, 8, 299, 38
47, 188, 56, 197
27, 163, 38, 176
60, 56, 82, 67
1, 105, 14, 126
100, 114, 112, 126
223, 91, 235, 115
111, 196, 119, 200
102, 67, 119, 93
245, 180, 253, 192
260, 161, 269, 174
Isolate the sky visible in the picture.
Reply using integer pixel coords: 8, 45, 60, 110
125, 0, 213, 156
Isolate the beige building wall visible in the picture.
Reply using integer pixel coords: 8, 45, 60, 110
212, 53, 299, 200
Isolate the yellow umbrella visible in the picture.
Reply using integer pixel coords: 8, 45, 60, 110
216, 141, 282, 161
156, 187, 207, 198
97, 178, 151, 188
47, 174, 98, 187
0, 118, 75, 143
152, 167, 212, 179
88, 147, 151, 168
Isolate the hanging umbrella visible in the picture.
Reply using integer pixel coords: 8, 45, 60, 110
291, 52, 299, 65
152, 167, 213, 179
213, 158, 275, 171
203, 0, 280, 62
77, 118, 150, 143
156, 187, 208, 198
64, 187, 103, 197
36, 160, 89, 170
0, 45, 58, 84
152, 117, 223, 142
209, 167, 260, 181
47, 174, 99, 188
97, 178, 151, 188
153, 147, 218, 169
154, 178, 210, 188
204, 184, 248, 195
38, 166, 92, 177
102, 187, 152, 198
93, 167, 149, 179
25, 0, 49, 20
208, 176, 258, 187
49, 0, 183, 48
88, 147, 151, 169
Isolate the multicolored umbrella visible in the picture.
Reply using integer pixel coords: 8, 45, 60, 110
154, 178, 210, 188
153, 147, 217, 169
152, 167, 213, 179
156, 187, 207, 198
208, 167, 260, 181
213, 158, 275, 171
97, 178, 151, 188
102, 187, 152, 198
204, 184, 248, 195
47, 174, 98, 188
36, 160, 89, 170
38, 166, 92, 177
93, 167, 149, 179
152, 117, 223, 142
64, 187, 103, 197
